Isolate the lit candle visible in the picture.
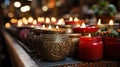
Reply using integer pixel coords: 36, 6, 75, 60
28, 17, 33, 24
65, 17, 75, 25
51, 17, 56, 23
74, 17, 79, 22
33, 20, 37, 25
48, 25, 52, 30
78, 34, 103, 61
73, 23, 98, 33
17, 20, 23, 27
5, 22, 11, 28
97, 19, 101, 26
37, 17, 45, 23
45, 17, 50, 23
69, 17, 73, 21
109, 19, 114, 29
76, 24, 80, 27
81, 23, 86, 28
97, 19, 108, 28
66, 28, 73, 34
55, 25, 59, 30
42, 24, 45, 29
57, 18, 65, 25
22, 17, 28, 25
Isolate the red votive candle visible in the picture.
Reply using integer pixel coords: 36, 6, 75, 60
78, 35, 103, 61
73, 26, 98, 33
103, 37, 120, 60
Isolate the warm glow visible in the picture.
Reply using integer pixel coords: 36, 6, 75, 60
67, 28, 73, 34
37, 17, 44, 22
45, 17, 50, 23
31, 25, 34, 28
24, 5, 30, 11
76, 24, 80, 27
74, 17, 79, 22
42, 6, 48, 11
5, 23, 11, 28
17, 20, 23, 27
81, 23, 86, 28
69, 17, 73, 21
20, 6, 26, 12
109, 20, 114, 25
51, 17, 56, 22
57, 18, 65, 25
88, 33, 91, 37
42, 25, 45, 28
33, 20, 37, 25
14, 1, 21, 8
22, 17, 28, 25
97, 19, 101, 25
48, 25, 52, 30
55, 25, 59, 29
11, 19, 17, 23
28, 17, 33, 23
8, 12, 14, 18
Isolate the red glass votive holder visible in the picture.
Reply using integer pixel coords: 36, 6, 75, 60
103, 37, 120, 60
78, 36, 103, 61
73, 26, 98, 33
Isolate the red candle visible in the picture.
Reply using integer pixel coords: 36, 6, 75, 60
73, 23, 98, 33
78, 35, 103, 61
103, 37, 120, 60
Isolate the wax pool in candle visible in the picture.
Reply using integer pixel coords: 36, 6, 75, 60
73, 23, 98, 33
78, 34, 103, 61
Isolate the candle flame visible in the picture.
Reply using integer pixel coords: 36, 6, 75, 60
33, 20, 37, 25
5, 23, 11, 28
55, 25, 59, 29
42, 25, 45, 28
11, 19, 17, 24
76, 24, 80, 27
67, 28, 72, 34
45, 17, 50, 23
22, 17, 28, 25
37, 17, 44, 22
28, 17, 33, 23
57, 18, 65, 25
69, 17, 73, 21
109, 19, 114, 25
48, 25, 52, 30
18, 20, 23, 27
88, 33, 91, 37
74, 17, 79, 22
51, 17, 56, 22
31, 25, 34, 28
81, 23, 86, 28
97, 19, 101, 25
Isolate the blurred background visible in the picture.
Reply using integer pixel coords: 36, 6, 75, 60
0, 0, 120, 67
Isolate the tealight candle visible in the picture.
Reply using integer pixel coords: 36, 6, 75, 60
37, 17, 45, 23
45, 17, 50, 24
28, 17, 33, 24
78, 34, 103, 61
51, 17, 57, 23
57, 18, 65, 25
5, 22, 11, 28
17, 20, 23, 27
33, 20, 37, 25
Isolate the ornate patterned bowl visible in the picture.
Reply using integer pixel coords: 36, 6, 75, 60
32, 34, 71, 61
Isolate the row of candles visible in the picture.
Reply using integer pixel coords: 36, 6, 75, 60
5, 16, 114, 33
5, 16, 118, 61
